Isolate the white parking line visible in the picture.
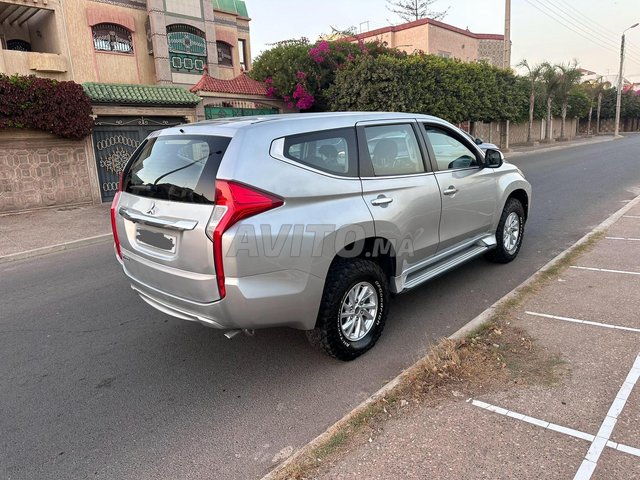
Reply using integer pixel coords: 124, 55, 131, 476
570, 266, 640, 276
526, 311, 640, 334
574, 354, 640, 479
468, 399, 640, 459
605, 236, 640, 242
623, 215, 640, 219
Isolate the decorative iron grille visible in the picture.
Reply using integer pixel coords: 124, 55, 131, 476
217, 41, 232, 66
92, 23, 134, 54
166, 24, 207, 74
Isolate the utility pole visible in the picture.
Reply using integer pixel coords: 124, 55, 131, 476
500, 0, 511, 150
503, 0, 511, 69
615, 23, 639, 137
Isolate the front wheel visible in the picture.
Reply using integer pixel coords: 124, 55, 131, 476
486, 198, 525, 264
307, 259, 389, 361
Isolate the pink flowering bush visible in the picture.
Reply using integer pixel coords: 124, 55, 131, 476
250, 38, 404, 111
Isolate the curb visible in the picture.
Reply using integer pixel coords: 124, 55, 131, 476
508, 135, 617, 158
0, 234, 112, 265
261, 192, 640, 480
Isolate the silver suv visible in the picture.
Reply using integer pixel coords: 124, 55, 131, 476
111, 112, 531, 360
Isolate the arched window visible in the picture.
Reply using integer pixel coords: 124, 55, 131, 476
92, 23, 134, 54
166, 24, 207, 74
217, 41, 232, 67
7, 40, 31, 52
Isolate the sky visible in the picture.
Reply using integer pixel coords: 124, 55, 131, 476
248, 0, 640, 79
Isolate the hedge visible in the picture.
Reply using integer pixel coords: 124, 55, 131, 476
0, 74, 93, 139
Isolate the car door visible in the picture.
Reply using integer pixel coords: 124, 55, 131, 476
420, 123, 499, 252
357, 120, 442, 275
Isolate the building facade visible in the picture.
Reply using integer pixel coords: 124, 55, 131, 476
352, 18, 505, 67
0, 0, 285, 212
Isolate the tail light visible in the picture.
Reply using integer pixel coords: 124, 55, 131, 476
110, 174, 123, 259
206, 180, 283, 298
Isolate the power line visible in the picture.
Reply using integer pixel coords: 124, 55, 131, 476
543, 0, 640, 62
553, 0, 640, 51
522, 0, 640, 68
535, 0, 640, 64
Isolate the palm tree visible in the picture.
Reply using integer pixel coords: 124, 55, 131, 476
555, 61, 583, 140
592, 76, 611, 134
518, 59, 546, 144
541, 63, 561, 142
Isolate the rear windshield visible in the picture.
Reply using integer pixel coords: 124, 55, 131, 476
122, 135, 231, 204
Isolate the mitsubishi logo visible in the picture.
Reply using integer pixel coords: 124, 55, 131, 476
146, 202, 157, 216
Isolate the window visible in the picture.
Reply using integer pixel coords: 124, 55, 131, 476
7, 39, 32, 52
166, 24, 207, 74
217, 41, 232, 67
424, 126, 479, 171
238, 38, 247, 70
282, 128, 357, 176
437, 51, 451, 59
364, 124, 425, 176
92, 23, 133, 54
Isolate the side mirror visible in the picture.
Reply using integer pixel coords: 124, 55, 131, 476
474, 137, 484, 145
484, 148, 503, 168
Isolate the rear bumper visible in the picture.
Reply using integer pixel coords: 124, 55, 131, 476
120, 261, 325, 331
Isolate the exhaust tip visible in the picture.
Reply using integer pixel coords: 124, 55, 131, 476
224, 330, 242, 340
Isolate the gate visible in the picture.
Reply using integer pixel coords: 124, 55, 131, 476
205, 106, 278, 119
92, 116, 183, 202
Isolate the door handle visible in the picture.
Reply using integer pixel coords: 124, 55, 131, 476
443, 186, 458, 196
119, 207, 198, 231
371, 196, 394, 206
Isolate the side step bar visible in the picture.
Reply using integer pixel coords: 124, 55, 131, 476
402, 245, 489, 291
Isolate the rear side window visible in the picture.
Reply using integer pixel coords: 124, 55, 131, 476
282, 128, 357, 176
122, 135, 231, 203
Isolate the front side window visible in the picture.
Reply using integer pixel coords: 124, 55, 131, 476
364, 124, 425, 176
424, 126, 479, 171
167, 24, 207, 74
217, 41, 233, 67
282, 128, 357, 176
92, 23, 133, 54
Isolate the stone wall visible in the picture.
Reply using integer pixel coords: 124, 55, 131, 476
0, 129, 100, 214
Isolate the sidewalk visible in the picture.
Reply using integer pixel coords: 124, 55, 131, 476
292, 198, 640, 479
0, 203, 111, 263
507, 134, 616, 158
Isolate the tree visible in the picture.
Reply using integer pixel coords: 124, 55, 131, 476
585, 76, 611, 134
517, 59, 546, 144
541, 64, 561, 141
386, 0, 449, 22
555, 61, 583, 140
250, 39, 403, 111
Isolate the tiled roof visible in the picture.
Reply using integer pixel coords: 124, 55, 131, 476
190, 72, 268, 96
83, 83, 201, 106
212, 0, 249, 17
353, 18, 504, 42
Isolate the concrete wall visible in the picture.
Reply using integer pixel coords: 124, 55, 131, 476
0, 129, 100, 213
427, 24, 478, 62
579, 117, 640, 134
474, 117, 580, 147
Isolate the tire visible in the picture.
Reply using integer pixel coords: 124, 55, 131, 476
307, 259, 389, 361
486, 197, 525, 264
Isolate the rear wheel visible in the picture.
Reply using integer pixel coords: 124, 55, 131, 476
307, 259, 389, 361
486, 197, 525, 264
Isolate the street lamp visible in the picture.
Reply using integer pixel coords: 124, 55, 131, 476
614, 22, 639, 137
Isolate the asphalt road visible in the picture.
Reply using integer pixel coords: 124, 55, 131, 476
2, 135, 640, 480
